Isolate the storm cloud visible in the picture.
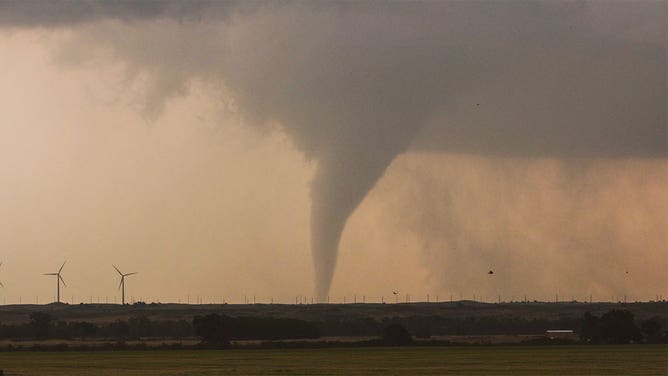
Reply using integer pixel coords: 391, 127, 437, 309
1, 0, 665, 300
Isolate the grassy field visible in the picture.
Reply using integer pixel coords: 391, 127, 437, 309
0, 345, 666, 375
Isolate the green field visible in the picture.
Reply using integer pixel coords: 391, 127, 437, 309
0, 345, 666, 375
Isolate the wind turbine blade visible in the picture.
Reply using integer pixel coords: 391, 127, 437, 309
59, 274, 66, 287
113, 265, 123, 275
0, 281, 4, 288
44, 273, 58, 275
118, 277, 123, 290
0, 261, 3, 268
59, 261, 66, 273
124, 272, 138, 276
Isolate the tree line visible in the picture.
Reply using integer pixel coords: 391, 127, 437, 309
0, 312, 320, 341
0, 309, 664, 345
580, 310, 666, 344
0, 313, 192, 340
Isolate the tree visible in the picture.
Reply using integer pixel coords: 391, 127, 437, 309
192, 313, 230, 345
581, 310, 641, 344
29, 312, 53, 339
640, 317, 665, 343
415, 324, 432, 339
382, 324, 412, 346
580, 311, 600, 342
599, 310, 641, 344
128, 316, 153, 338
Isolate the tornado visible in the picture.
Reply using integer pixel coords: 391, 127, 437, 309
310, 156, 388, 302
309, 134, 421, 301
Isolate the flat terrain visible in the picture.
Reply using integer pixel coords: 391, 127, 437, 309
0, 301, 665, 325
0, 345, 666, 375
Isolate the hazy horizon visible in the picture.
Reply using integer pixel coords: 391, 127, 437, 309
0, 1, 665, 304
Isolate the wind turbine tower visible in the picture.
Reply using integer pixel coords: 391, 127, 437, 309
44, 261, 66, 303
113, 265, 137, 305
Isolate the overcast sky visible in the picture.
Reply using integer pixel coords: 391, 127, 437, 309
0, 1, 665, 304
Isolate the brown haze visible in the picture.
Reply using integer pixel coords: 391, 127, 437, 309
0, 1, 666, 303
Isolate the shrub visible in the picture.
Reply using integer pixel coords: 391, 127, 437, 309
192, 314, 230, 345
383, 324, 412, 346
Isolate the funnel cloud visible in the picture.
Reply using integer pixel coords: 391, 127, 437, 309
0, 1, 665, 300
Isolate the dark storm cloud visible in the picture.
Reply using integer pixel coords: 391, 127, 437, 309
0, 0, 225, 26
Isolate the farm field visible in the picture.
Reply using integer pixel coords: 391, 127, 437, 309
0, 345, 666, 375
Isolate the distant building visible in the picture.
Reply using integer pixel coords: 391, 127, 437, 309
545, 329, 576, 339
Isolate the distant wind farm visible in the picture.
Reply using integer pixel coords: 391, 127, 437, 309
0, 258, 661, 306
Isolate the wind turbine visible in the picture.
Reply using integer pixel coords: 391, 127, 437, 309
44, 261, 66, 303
113, 265, 137, 305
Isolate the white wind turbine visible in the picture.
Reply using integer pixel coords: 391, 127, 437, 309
44, 261, 66, 303
113, 265, 137, 305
